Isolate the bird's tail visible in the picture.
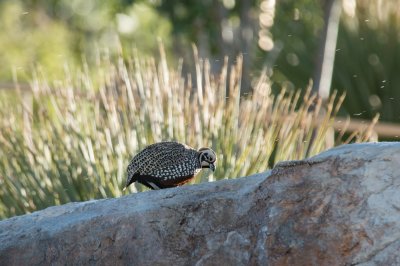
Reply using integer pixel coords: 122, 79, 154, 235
123, 172, 138, 192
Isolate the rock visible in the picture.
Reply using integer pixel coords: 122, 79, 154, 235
1, 142, 400, 265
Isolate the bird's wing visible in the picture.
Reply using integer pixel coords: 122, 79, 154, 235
129, 142, 193, 174
142, 142, 190, 173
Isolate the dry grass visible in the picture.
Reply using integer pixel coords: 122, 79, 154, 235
0, 46, 376, 219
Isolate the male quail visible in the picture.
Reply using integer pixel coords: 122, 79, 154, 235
124, 141, 216, 190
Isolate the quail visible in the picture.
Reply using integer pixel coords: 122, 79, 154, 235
124, 141, 216, 190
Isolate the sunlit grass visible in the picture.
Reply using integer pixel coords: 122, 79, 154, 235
0, 47, 376, 219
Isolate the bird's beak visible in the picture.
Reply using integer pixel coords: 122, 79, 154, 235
209, 163, 215, 172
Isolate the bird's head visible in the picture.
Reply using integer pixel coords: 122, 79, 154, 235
198, 147, 216, 172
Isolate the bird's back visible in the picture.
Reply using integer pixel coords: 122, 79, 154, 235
127, 141, 198, 178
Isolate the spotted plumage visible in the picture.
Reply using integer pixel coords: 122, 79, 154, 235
124, 141, 216, 190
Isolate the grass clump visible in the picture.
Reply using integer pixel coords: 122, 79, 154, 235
0, 47, 376, 219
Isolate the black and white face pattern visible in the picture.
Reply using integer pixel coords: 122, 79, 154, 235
198, 148, 216, 171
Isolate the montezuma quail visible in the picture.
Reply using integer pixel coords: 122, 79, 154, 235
124, 141, 216, 190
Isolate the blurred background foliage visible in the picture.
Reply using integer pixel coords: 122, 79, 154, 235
0, 0, 399, 125
333, 1, 400, 124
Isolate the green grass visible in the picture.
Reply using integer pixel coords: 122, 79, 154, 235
0, 47, 376, 219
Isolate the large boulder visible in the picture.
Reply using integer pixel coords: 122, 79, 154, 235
1, 142, 400, 265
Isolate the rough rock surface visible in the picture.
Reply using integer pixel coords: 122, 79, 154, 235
1, 142, 400, 265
